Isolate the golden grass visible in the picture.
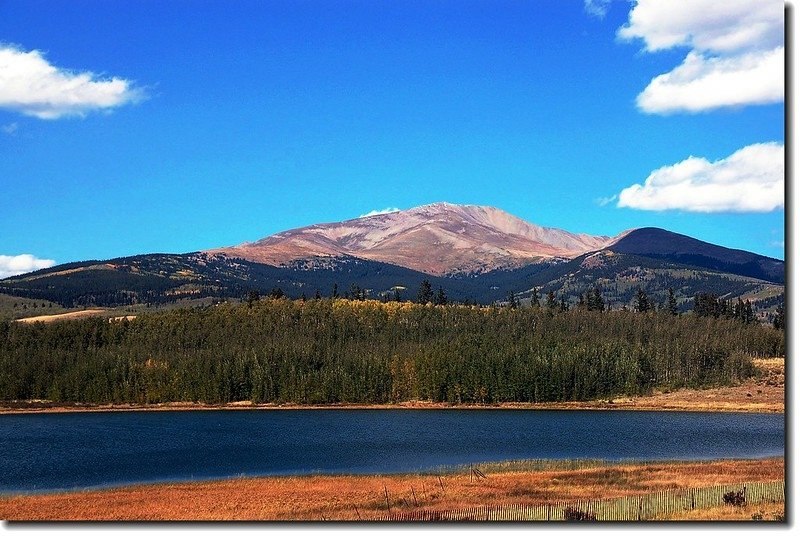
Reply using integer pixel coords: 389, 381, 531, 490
0, 458, 783, 521
656, 501, 784, 521
15, 309, 107, 324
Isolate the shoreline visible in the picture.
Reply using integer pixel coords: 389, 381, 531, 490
1, 357, 783, 415
0, 397, 783, 414
0, 457, 784, 521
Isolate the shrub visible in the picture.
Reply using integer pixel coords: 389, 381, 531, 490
563, 507, 596, 521
723, 490, 746, 507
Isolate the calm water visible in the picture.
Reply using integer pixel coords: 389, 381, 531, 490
0, 409, 784, 493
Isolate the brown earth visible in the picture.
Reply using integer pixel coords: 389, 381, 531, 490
590, 357, 785, 413
0, 458, 783, 521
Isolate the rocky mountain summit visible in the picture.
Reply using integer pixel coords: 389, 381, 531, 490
210, 202, 619, 275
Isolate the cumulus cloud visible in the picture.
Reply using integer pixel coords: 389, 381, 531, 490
617, 142, 784, 212
617, 0, 784, 113
618, 0, 783, 53
0, 254, 56, 279
637, 47, 783, 113
584, 0, 612, 19
359, 207, 401, 218
0, 45, 144, 119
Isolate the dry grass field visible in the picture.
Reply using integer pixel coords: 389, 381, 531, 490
14, 309, 109, 323
0, 458, 783, 521
594, 357, 785, 413
656, 502, 785, 521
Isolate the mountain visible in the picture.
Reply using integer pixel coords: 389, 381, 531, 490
607, 227, 784, 284
0, 203, 784, 314
0, 253, 466, 308
208, 202, 615, 275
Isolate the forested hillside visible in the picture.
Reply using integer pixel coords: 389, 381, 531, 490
0, 249, 784, 317
0, 298, 783, 406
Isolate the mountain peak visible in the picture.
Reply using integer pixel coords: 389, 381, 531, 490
208, 203, 617, 275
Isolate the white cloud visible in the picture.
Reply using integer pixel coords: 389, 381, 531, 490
618, 0, 783, 53
617, 0, 784, 113
584, 0, 612, 19
637, 47, 783, 113
2, 122, 18, 135
617, 142, 784, 213
359, 207, 400, 218
0, 254, 56, 279
0, 45, 144, 119
594, 194, 617, 207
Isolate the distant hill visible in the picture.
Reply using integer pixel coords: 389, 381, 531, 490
0, 203, 784, 313
607, 228, 784, 284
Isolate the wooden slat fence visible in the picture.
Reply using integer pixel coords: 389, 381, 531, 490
377, 480, 784, 521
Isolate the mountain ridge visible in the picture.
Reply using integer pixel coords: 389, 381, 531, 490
208, 202, 620, 275
0, 202, 784, 315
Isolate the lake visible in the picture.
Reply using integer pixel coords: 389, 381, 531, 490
0, 409, 784, 494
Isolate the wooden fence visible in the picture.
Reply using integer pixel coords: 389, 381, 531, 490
377, 480, 784, 521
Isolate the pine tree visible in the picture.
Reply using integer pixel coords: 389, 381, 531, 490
348, 283, 364, 301
435, 287, 448, 306
694, 293, 720, 317
505, 291, 518, 309
269, 287, 285, 299
531, 287, 541, 307
635, 288, 650, 313
331, 283, 339, 299
546, 291, 558, 309
594, 287, 604, 312
246, 290, 260, 308
773, 304, 785, 329
743, 300, 755, 324
417, 279, 434, 304
667, 288, 678, 316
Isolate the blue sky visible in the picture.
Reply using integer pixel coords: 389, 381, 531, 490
0, 0, 785, 276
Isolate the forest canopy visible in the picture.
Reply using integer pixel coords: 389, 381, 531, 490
0, 298, 784, 405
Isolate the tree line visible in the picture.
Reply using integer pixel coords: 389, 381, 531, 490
0, 295, 783, 406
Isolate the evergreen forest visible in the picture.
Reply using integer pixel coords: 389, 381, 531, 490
0, 297, 784, 406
